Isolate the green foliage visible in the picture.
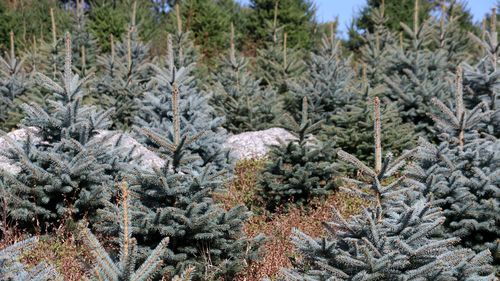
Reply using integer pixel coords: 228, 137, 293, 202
167, 0, 242, 64
0, 31, 29, 131
462, 8, 500, 137
355, 0, 434, 36
256, 27, 306, 98
69, 0, 98, 76
135, 37, 229, 171
211, 25, 282, 133
98, 125, 263, 280
88, 0, 167, 53
357, 4, 397, 88
285, 199, 495, 280
382, 6, 451, 135
96, 23, 151, 130
0, 237, 61, 281
246, 0, 316, 49
258, 98, 337, 211
0, 1, 71, 54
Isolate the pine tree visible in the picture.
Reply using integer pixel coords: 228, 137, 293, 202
0, 31, 28, 131
462, 8, 499, 137
0, 237, 61, 281
170, 4, 202, 71
334, 97, 416, 207
135, 34, 230, 172
81, 181, 169, 281
406, 67, 500, 267
435, 1, 476, 66
283, 97, 495, 280
169, 0, 240, 65
211, 23, 283, 133
96, 3, 151, 130
258, 97, 337, 211
284, 199, 495, 280
288, 24, 356, 122
0, 33, 124, 230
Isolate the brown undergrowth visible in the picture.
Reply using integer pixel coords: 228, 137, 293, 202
217, 158, 368, 281
20, 231, 93, 281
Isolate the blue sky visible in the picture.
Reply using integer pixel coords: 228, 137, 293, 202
237, 0, 498, 37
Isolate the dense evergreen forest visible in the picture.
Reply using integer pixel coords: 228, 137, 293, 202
0, 0, 498, 280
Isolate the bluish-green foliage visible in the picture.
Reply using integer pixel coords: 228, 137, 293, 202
96, 24, 150, 130
284, 98, 495, 280
406, 69, 500, 267
289, 29, 355, 122
258, 98, 337, 211
0, 33, 124, 229
82, 182, 169, 281
135, 36, 230, 172
462, 13, 500, 137
0, 31, 28, 131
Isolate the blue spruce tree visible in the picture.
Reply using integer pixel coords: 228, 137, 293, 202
406, 67, 500, 268
462, 8, 499, 137
0, 33, 125, 230
258, 97, 337, 211
283, 97, 495, 280
98, 50, 263, 279
135, 33, 230, 172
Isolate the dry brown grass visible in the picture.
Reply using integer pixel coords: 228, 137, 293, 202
234, 193, 367, 281
217, 158, 369, 281
19, 229, 93, 281
215, 158, 266, 212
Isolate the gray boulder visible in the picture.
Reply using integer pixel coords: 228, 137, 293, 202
223, 127, 297, 160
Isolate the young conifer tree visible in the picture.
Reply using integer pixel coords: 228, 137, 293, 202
258, 97, 337, 211
406, 67, 500, 267
211, 23, 283, 133
0, 33, 123, 230
171, 4, 200, 69
462, 8, 499, 137
435, 1, 475, 66
256, 3, 306, 97
0, 31, 29, 131
358, 2, 398, 88
81, 182, 169, 281
383, 0, 450, 135
289, 24, 356, 123
96, 2, 150, 130
325, 88, 417, 169
70, 0, 98, 77
135, 32, 230, 172
97, 45, 263, 279
283, 97, 495, 280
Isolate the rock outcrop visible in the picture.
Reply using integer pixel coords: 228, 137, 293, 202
223, 127, 297, 160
